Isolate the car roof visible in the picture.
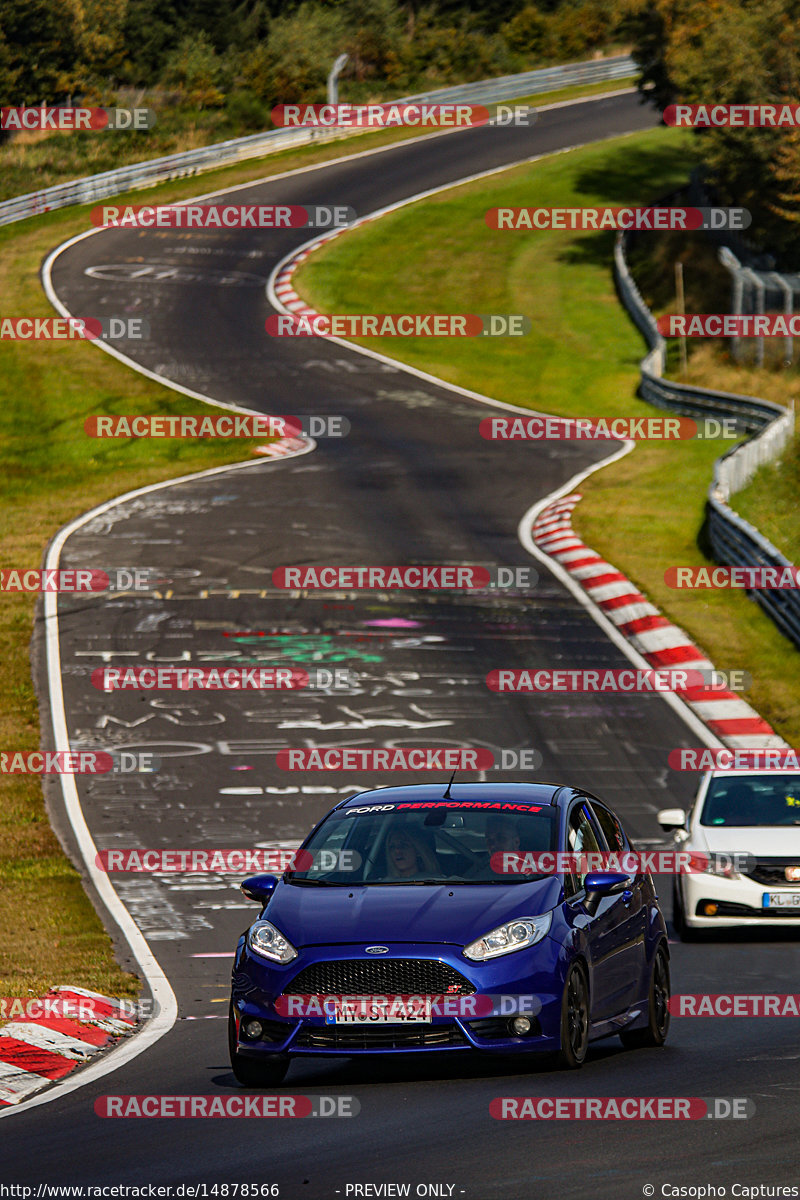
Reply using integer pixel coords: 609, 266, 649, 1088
706, 769, 800, 779
338, 782, 570, 809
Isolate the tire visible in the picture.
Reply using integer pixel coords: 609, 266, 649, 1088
228, 1006, 289, 1087
672, 879, 700, 942
619, 945, 670, 1049
556, 963, 590, 1069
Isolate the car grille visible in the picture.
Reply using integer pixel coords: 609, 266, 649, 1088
294, 1023, 468, 1050
742, 860, 800, 887
283, 959, 476, 996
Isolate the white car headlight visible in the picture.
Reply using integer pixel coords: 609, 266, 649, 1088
247, 920, 297, 964
463, 911, 552, 962
688, 851, 743, 880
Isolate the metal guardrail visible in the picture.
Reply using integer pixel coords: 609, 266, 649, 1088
614, 229, 798, 648
391, 54, 635, 108
0, 54, 635, 228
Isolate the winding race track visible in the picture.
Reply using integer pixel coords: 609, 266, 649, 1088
4, 91, 799, 1197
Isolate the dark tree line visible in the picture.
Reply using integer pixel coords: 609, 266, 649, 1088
0, 0, 629, 108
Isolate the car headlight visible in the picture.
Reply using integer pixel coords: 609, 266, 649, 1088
247, 920, 297, 964
687, 851, 742, 880
463, 911, 552, 962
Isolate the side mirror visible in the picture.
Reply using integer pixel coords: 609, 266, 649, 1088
656, 808, 687, 831
240, 873, 278, 905
584, 871, 632, 897
583, 871, 632, 915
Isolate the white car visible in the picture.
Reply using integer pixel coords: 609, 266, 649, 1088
657, 769, 800, 938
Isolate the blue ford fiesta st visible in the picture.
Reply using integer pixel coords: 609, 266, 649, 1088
228, 782, 670, 1084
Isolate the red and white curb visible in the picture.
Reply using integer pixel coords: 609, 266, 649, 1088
0, 987, 137, 1107
252, 433, 310, 458
533, 494, 788, 750
272, 227, 366, 319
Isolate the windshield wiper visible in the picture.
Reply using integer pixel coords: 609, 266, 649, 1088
286, 877, 355, 887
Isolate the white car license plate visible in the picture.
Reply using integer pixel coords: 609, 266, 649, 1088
325, 997, 432, 1024
762, 892, 800, 909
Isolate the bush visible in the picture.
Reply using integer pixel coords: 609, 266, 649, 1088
224, 87, 268, 130
246, 4, 346, 105
163, 32, 226, 108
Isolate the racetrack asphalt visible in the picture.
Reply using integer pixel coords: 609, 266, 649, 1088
3, 89, 799, 1198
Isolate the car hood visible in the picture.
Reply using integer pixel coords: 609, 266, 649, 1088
693, 826, 800, 856
264, 877, 562, 947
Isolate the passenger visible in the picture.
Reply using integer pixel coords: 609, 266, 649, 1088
384, 828, 440, 879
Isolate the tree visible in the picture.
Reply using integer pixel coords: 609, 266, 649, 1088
626, 0, 800, 265
243, 3, 346, 105
0, 0, 80, 102
163, 31, 226, 107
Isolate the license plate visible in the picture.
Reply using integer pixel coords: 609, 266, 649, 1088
762, 892, 800, 909
325, 997, 432, 1024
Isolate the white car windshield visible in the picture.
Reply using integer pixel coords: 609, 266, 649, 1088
700, 775, 800, 826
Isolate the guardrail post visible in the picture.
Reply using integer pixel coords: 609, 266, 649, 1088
770, 271, 794, 366
743, 267, 765, 367
328, 55, 349, 107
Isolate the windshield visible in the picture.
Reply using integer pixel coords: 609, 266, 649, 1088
700, 775, 800, 827
287, 800, 559, 885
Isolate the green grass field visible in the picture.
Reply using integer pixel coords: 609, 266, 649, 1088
294, 125, 800, 745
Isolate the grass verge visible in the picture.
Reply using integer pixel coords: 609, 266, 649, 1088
627, 225, 800, 564
293, 124, 800, 744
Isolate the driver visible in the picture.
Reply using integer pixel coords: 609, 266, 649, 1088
463, 814, 522, 879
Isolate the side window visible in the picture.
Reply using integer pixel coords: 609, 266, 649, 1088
590, 803, 627, 853
564, 803, 603, 896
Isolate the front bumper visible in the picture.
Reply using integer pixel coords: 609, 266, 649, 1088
231, 939, 565, 1057
680, 870, 800, 928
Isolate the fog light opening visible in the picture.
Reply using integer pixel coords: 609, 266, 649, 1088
510, 1016, 533, 1036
